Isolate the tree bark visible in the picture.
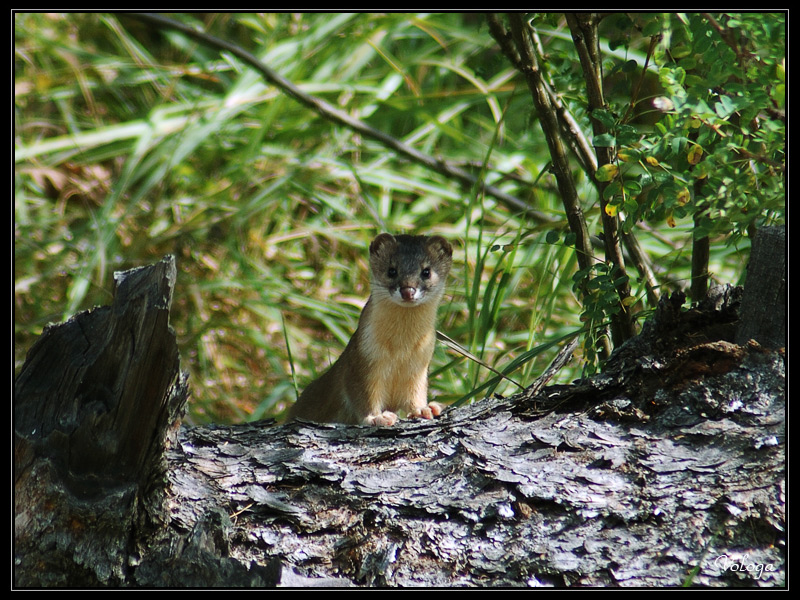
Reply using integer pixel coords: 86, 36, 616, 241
736, 225, 786, 349
14, 255, 190, 587
14, 254, 785, 588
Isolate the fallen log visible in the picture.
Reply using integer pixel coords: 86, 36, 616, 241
14, 229, 785, 587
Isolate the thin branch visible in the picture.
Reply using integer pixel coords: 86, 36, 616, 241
566, 13, 636, 343
620, 227, 661, 306
621, 34, 659, 125
529, 22, 660, 308
541, 75, 597, 175
701, 12, 753, 64
488, 14, 594, 271
126, 13, 551, 221
490, 12, 609, 357
526, 29, 597, 174
691, 177, 710, 303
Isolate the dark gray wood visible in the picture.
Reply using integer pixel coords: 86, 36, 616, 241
736, 226, 786, 349
15, 256, 190, 587
14, 259, 785, 588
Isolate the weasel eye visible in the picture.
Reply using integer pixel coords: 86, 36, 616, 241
387, 267, 397, 278
421, 268, 431, 279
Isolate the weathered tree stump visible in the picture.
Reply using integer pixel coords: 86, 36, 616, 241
15, 256, 189, 586
14, 230, 785, 587
736, 225, 786, 350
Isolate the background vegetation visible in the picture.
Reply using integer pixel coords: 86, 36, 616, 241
15, 13, 785, 424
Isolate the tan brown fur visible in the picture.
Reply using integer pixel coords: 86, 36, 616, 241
287, 233, 452, 426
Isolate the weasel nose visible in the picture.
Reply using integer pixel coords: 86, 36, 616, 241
400, 287, 417, 301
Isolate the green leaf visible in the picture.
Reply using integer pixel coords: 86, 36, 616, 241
592, 108, 617, 129
714, 95, 737, 119
616, 124, 640, 146
593, 133, 617, 148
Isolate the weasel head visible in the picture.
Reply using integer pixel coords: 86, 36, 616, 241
368, 233, 452, 307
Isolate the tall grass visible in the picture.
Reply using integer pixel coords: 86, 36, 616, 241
15, 13, 747, 424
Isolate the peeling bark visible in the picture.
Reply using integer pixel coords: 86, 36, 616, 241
164, 286, 784, 587
14, 245, 785, 588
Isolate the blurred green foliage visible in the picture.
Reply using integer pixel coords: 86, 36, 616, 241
15, 13, 784, 424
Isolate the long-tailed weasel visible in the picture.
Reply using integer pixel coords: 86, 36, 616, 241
287, 233, 452, 426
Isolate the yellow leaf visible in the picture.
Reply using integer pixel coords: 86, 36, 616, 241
688, 144, 703, 165
605, 202, 619, 217
667, 213, 676, 227
617, 151, 633, 162
677, 187, 690, 206
596, 163, 619, 182
645, 156, 660, 167
621, 295, 637, 307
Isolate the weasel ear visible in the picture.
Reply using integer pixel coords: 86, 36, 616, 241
427, 236, 453, 259
370, 233, 397, 255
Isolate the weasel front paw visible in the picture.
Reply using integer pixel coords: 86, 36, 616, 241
409, 401, 444, 420
364, 411, 398, 427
